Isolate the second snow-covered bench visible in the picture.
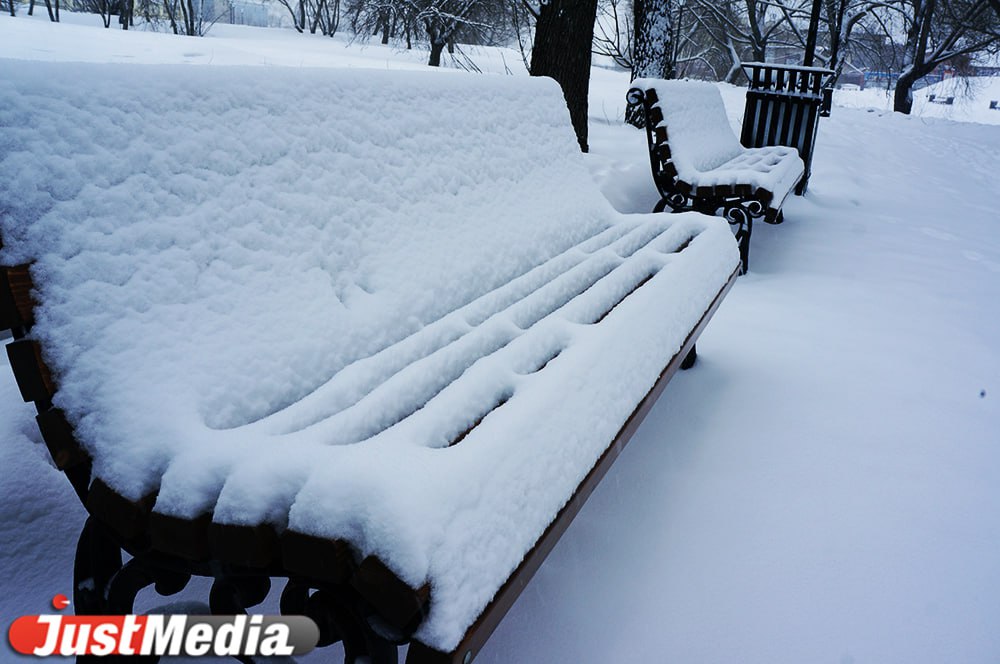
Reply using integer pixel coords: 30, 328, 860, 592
628, 79, 805, 273
0, 60, 740, 663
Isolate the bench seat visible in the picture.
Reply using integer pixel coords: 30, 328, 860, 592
693, 145, 805, 203
0, 59, 740, 662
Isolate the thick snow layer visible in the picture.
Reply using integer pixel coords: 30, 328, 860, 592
0, 58, 738, 650
632, 78, 804, 206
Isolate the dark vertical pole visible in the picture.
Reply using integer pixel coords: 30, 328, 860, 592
803, 0, 823, 66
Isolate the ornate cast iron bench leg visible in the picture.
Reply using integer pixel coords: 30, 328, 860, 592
680, 345, 697, 370
72, 517, 400, 664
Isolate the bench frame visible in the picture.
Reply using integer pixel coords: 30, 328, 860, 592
627, 85, 795, 273
2, 231, 737, 663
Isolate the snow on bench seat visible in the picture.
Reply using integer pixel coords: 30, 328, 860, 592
0, 59, 739, 654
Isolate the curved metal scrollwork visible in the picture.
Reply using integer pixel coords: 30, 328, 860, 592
281, 582, 399, 664
653, 191, 688, 213
74, 518, 193, 618
651, 186, 765, 274
744, 199, 765, 218
722, 202, 754, 274
72, 518, 400, 664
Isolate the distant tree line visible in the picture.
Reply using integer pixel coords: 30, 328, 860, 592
597, 0, 1000, 114
2, 0, 997, 117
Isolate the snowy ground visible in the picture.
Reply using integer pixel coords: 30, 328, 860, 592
2, 12, 1000, 664
833, 76, 1000, 126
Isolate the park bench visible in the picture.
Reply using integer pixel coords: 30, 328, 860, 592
0, 60, 740, 663
927, 93, 955, 105
990, 100, 998, 110
627, 78, 806, 273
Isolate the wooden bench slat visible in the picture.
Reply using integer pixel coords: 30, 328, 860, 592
351, 557, 432, 633
281, 531, 354, 584
36, 408, 88, 470
86, 479, 157, 545
6, 339, 54, 404
0, 265, 35, 330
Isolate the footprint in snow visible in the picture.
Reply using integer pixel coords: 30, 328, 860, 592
920, 226, 957, 241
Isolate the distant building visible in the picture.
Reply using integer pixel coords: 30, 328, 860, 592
228, 0, 268, 26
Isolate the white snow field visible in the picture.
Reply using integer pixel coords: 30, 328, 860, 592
2, 10, 1000, 664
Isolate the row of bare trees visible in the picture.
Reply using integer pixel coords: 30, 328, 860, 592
4, 0, 60, 19
341, 1, 522, 64
3, 0, 220, 33
3, 0, 997, 114
597, 0, 1000, 114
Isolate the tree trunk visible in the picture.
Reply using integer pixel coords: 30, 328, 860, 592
428, 39, 445, 66
632, 0, 673, 80
164, 0, 179, 33
894, 0, 931, 114
530, 0, 599, 152
119, 0, 132, 29
309, 0, 321, 33
180, 0, 195, 35
893, 68, 919, 114
28, 0, 34, 15
627, 0, 674, 126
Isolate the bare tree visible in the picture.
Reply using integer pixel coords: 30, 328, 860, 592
342, 0, 511, 67
159, 0, 217, 34
689, 0, 799, 80
277, 0, 308, 31
593, 0, 633, 69
308, 0, 340, 34
892, 0, 1000, 112
403, 0, 501, 66
815, 0, 874, 73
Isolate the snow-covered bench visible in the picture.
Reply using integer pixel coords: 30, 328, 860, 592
0, 60, 740, 664
627, 79, 805, 273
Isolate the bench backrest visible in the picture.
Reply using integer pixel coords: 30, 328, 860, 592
630, 78, 743, 178
0, 61, 615, 495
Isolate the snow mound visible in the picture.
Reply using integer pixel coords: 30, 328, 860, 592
0, 59, 738, 650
